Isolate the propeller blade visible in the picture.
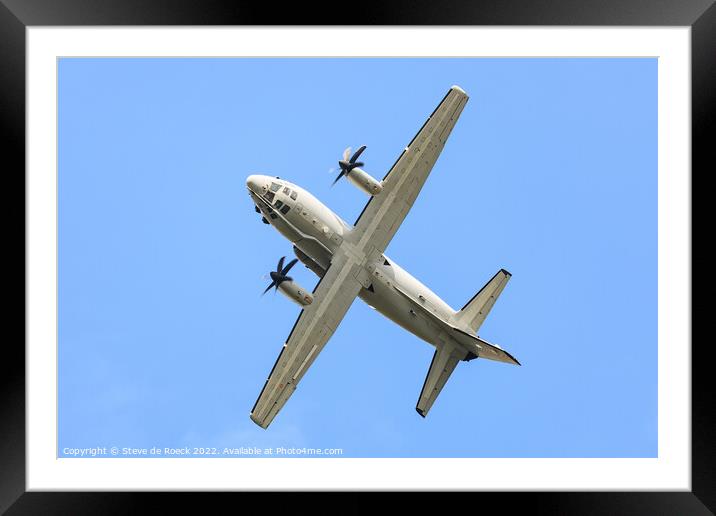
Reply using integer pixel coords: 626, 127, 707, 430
350, 145, 366, 163
263, 256, 299, 295
331, 171, 345, 186
281, 258, 298, 275
334, 146, 366, 186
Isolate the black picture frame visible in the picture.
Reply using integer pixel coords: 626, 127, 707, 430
4, 1, 710, 513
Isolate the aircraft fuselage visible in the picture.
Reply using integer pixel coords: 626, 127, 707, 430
247, 174, 464, 349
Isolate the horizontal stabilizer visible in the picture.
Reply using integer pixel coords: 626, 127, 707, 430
455, 269, 511, 334
416, 342, 466, 418
453, 329, 521, 366
391, 281, 520, 366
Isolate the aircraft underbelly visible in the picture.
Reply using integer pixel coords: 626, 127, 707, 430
357, 274, 446, 346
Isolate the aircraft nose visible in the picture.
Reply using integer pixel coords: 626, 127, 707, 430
246, 174, 264, 194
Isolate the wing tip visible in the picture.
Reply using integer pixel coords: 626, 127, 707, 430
503, 350, 521, 366
415, 407, 427, 418
500, 268, 512, 277
250, 413, 269, 429
450, 84, 467, 96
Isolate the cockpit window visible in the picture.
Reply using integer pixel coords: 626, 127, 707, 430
280, 204, 290, 215
283, 187, 291, 195
275, 200, 284, 209
290, 191, 297, 200
263, 191, 275, 203
270, 182, 281, 192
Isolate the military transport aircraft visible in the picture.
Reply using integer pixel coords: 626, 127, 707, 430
246, 85, 519, 429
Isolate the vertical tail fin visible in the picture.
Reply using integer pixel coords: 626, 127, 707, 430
454, 269, 511, 334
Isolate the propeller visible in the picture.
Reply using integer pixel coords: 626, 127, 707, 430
262, 256, 298, 295
332, 145, 366, 186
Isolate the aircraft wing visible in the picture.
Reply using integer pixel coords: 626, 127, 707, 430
250, 248, 364, 429
349, 86, 469, 253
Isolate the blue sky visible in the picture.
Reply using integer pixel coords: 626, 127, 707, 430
58, 58, 657, 458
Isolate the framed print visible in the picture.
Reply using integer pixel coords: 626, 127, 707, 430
4, 0, 711, 513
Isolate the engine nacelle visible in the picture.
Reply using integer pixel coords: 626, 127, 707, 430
278, 280, 314, 306
346, 168, 383, 196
